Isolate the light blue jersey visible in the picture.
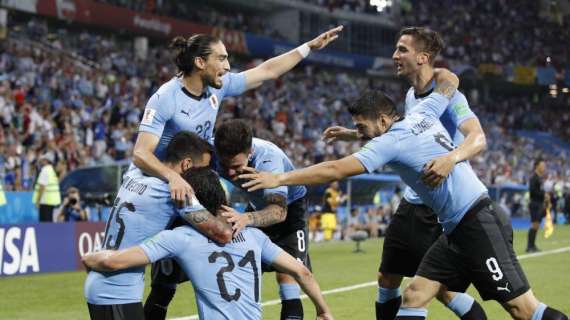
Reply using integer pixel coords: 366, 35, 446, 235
354, 93, 487, 234
84, 168, 205, 305
139, 73, 246, 160
402, 83, 477, 204
141, 226, 283, 320
219, 138, 307, 209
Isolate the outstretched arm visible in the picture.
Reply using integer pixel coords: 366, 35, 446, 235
82, 247, 149, 272
271, 252, 333, 319
243, 26, 343, 90
239, 155, 366, 191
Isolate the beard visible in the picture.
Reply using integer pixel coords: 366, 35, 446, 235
203, 72, 222, 89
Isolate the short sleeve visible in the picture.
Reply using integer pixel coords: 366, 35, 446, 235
221, 72, 247, 97
254, 229, 283, 265
140, 230, 184, 263
138, 92, 175, 138
177, 195, 206, 218
448, 92, 476, 126
353, 134, 399, 173
256, 156, 288, 200
414, 93, 450, 119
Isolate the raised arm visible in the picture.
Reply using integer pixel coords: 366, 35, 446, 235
243, 26, 343, 90
271, 251, 333, 320
239, 155, 366, 191
81, 247, 149, 272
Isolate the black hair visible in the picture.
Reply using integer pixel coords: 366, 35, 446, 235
170, 34, 221, 77
534, 157, 545, 169
398, 27, 444, 64
348, 90, 398, 119
164, 131, 213, 164
214, 119, 253, 158
181, 167, 227, 215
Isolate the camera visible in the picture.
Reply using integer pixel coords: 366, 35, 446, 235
68, 198, 78, 206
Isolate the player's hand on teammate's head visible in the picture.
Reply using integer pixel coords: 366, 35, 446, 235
421, 154, 456, 188
239, 171, 280, 192
168, 173, 195, 208
220, 205, 247, 235
322, 126, 360, 143
307, 26, 343, 50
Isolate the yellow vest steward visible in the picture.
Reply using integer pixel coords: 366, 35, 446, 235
0, 183, 6, 206
33, 165, 61, 206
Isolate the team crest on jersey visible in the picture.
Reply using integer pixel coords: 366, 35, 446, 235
209, 94, 219, 110
141, 108, 156, 125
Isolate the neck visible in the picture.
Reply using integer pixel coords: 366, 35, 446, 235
182, 73, 205, 96
535, 170, 542, 177
166, 162, 181, 175
408, 67, 434, 94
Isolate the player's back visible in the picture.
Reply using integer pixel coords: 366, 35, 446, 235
84, 168, 180, 305
402, 85, 476, 204
385, 111, 487, 233
146, 226, 282, 319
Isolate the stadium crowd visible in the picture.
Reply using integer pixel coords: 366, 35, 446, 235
1, 15, 569, 198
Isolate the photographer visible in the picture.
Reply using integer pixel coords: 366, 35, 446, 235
57, 187, 88, 222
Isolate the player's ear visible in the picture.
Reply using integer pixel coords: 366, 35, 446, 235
417, 52, 429, 65
194, 56, 206, 71
182, 158, 193, 172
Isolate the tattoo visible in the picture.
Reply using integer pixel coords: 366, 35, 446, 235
435, 80, 456, 99
247, 194, 287, 227
189, 210, 209, 224
184, 210, 232, 243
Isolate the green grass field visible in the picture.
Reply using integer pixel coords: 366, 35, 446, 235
1, 226, 569, 319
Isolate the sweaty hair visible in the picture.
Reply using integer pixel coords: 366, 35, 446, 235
348, 90, 398, 119
398, 27, 444, 64
214, 119, 253, 158
164, 131, 213, 164
170, 34, 221, 77
182, 167, 228, 215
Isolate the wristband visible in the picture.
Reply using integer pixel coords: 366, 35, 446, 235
297, 43, 311, 58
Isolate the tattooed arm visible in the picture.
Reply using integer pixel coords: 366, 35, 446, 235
221, 193, 287, 235
181, 210, 233, 244
433, 68, 459, 99
246, 194, 288, 227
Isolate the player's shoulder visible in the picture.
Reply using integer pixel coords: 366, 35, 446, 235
243, 227, 269, 243
252, 138, 282, 160
155, 77, 181, 98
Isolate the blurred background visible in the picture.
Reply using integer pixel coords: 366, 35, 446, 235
0, 0, 569, 273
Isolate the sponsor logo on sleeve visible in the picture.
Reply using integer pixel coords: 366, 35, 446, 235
141, 108, 156, 125
209, 95, 219, 110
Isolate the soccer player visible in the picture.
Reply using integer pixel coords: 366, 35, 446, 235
214, 119, 311, 320
82, 167, 333, 320
133, 28, 342, 319
238, 74, 568, 320
527, 157, 548, 252
323, 27, 487, 320
84, 132, 232, 320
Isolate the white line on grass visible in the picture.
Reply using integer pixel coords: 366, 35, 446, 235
170, 246, 570, 320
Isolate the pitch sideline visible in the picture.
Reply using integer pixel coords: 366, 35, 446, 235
170, 245, 570, 320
